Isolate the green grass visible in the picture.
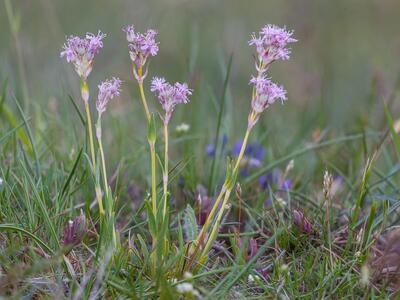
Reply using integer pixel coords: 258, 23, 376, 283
1, 2, 400, 297
1, 70, 399, 298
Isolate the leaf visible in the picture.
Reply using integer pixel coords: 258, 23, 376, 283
207, 54, 233, 195
383, 101, 400, 156
0, 80, 33, 155
67, 94, 85, 126
183, 204, 198, 241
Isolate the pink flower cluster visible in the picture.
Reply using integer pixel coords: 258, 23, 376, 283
123, 25, 159, 68
60, 31, 106, 79
151, 77, 192, 124
96, 77, 122, 114
249, 76, 287, 114
248, 25, 296, 123
249, 24, 297, 65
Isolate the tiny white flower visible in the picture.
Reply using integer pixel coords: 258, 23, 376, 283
183, 271, 193, 279
248, 274, 260, 283
176, 122, 190, 133
176, 282, 200, 298
280, 264, 288, 272
168, 278, 178, 284
286, 159, 294, 173
176, 282, 193, 294
276, 197, 287, 208
0, 177, 3, 186
248, 274, 255, 283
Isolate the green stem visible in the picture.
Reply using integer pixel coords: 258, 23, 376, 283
163, 123, 169, 219
199, 124, 252, 258
189, 114, 255, 270
81, 81, 96, 172
96, 114, 109, 199
200, 189, 232, 259
137, 66, 151, 121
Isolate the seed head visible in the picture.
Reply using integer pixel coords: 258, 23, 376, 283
323, 169, 333, 199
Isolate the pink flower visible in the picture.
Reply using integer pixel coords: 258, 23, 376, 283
60, 31, 106, 79
250, 76, 287, 114
151, 77, 192, 124
249, 24, 296, 65
123, 25, 159, 68
96, 77, 122, 114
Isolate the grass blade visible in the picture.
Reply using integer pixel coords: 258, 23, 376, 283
207, 54, 233, 195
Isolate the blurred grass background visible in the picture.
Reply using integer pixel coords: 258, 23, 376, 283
0, 0, 399, 185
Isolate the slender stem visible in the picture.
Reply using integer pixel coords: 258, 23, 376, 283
195, 184, 227, 246
135, 66, 157, 216
137, 66, 151, 121
190, 114, 255, 269
96, 115, 109, 199
233, 125, 252, 174
82, 81, 96, 172
200, 189, 232, 259
163, 123, 169, 219
198, 118, 253, 242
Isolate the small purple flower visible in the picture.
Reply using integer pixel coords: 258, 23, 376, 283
62, 211, 87, 251
250, 76, 287, 114
96, 77, 122, 114
151, 77, 192, 124
232, 140, 265, 172
292, 209, 313, 234
232, 140, 243, 157
249, 24, 297, 65
123, 25, 158, 68
60, 31, 106, 80
264, 198, 273, 208
206, 144, 215, 157
222, 134, 228, 147
259, 170, 292, 191
281, 179, 292, 190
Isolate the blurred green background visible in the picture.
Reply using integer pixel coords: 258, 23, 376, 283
1, 0, 399, 183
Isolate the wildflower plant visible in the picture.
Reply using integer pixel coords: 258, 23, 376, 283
123, 25, 158, 119
61, 31, 123, 256
123, 27, 161, 267
151, 77, 192, 223
61, 31, 106, 172
186, 24, 296, 269
60, 23, 293, 289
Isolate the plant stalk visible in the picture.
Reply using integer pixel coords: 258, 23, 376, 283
163, 123, 169, 219
81, 80, 96, 172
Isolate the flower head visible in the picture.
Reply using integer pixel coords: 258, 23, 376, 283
62, 210, 87, 250
151, 77, 192, 124
250, 76, 287, 114
249, 24, 297, 65
60, 31, 106, 79
96, 77, 122, 114
292, 209, 313, 234
123, 25, 158, 68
